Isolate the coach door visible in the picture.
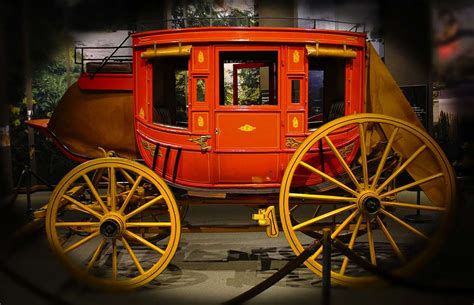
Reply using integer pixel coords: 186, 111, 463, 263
213, 47, 281, 185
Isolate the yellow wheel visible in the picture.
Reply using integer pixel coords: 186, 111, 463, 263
129, 204, 187, 244
280, 113, 455, 286
46, 157, 180, 289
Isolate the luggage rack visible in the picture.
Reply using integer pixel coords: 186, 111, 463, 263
136, 16, 366, 33
75, 17, 365, 79
74, 32, 133, 78
74, 46, 132, 74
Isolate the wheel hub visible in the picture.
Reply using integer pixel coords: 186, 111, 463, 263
357, 191, 382, 215
99, 214, 125, 238
363, 197, 381, 214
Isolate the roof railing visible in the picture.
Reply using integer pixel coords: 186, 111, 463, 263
74, 33, 133, 78
135, 16, 366, 33
74, 17, 365, 76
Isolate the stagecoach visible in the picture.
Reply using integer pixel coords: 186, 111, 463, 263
27, 23, 455, 289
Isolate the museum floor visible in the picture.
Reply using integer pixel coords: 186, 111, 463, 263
1, 183, 473, 305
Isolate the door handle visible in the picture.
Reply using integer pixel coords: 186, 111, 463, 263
215, 128, 220, 135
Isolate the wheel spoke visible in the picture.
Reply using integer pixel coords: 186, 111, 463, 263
109, 167, 117, 211
62, 195, 103, 219
379, 209, 429, 240
299, 161, 358, 196
92, 168, 105, 186
292, 204, 356, 231
371, 126, 399, 190
126, 222, 172, 228
289, 204, 299, 213
86, 238, 107, 272
366, 218, 377, 265
102, 176, 125, 190
324, 135, 362, 191
375, 145, 426, 194
289, 192, 356, 203
119, 176, 143, 214
376, 216, 405, 262
310, 210, 359, 260
124, 230, 165, 255
83, 174, 109, 213
312, 205, 322, 218
125, 195, 164, 220
380, 173, 444, 198
111, 239, 118, 280
339, 215, 363, 275
55, 222, 100, 228
119, 168, 136, 185
64, 231, 100, 254
121, 237, 145, 275
359, 123, 369, 188
332, 210, 359, 238
381, 201, 445, 212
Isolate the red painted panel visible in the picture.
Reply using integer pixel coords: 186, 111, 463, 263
217, 153, 279, 183
192, 112, 209, 133
287, 47, 305, 73
176, 150, 211, 184
78, 73, 133, 91
192, 46, 210, 72
215, 112, 280, 150
287, 112, 305, 134
136, 132, 211, 185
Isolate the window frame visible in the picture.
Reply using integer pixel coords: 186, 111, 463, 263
216, 46, 280, 110
150, 56, 191, 130
307, 57, 347, 132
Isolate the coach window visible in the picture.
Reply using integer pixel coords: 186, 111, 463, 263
219, 51, 278, 106
152, 57, 189, 128
308, 57, 345, 129
196, 78, 206, 102
291, 79, 301, 104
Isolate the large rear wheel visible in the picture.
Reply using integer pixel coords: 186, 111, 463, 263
280, 113, 455, 286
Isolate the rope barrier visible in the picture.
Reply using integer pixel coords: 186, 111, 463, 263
224, 235, 474, 305
223, 239, 323, 305
331, 238, 474, 295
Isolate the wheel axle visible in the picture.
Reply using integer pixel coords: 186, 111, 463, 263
357, 191, 382, 215
100, 218, 122, 238
363, 197, 381, 214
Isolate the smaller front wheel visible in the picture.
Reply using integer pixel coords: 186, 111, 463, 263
46, 157, 181, 289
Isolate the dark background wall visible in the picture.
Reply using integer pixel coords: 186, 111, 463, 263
0, 0, 469, 203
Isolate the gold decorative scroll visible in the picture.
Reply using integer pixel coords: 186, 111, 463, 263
292, 117, 299, 128
141, 45, 192, 59
189, 135, 211, 151
293, 50, 300, 63
238, 124, 256, 132
197, 116, 204, 127
286, 137, 303, 148
198, 51, 204, 63
306, 43, 356, 58
339, 142, 355, 158
140, 139, 161, 157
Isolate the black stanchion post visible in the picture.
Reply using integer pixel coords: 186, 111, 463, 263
29, 170, 54, 190
25, 165, 33, 218
322, 228, 331, 305
404, 189, 431, 223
